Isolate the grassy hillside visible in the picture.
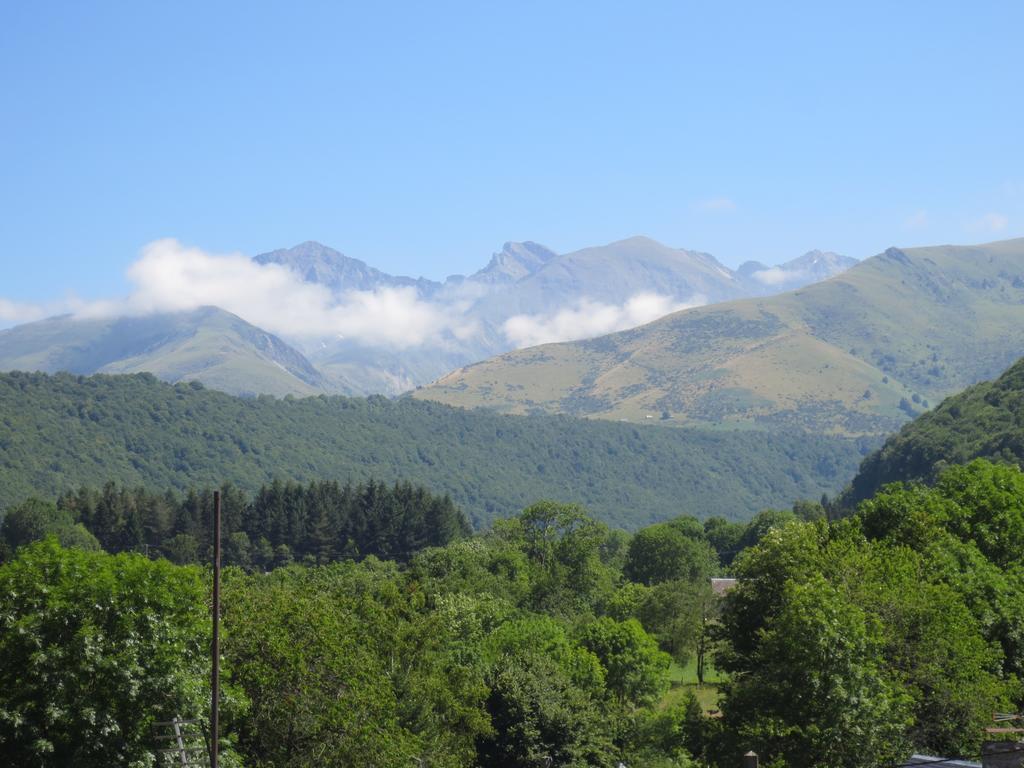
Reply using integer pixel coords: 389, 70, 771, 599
0, 307, 326, 397
844, 356, 1024, 505
416, 238, 1024, 436
0, 371, 873, 528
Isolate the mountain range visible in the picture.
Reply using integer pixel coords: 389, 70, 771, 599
416, 238, 1024, 437
0, 237, 855, 397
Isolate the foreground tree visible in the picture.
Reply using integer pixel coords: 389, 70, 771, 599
496, 501, 616, 615
476, 653, 614, 767
221, 565, 417, 767
580, 617, 670, 708
718, 512, 1019, 765
623, 521, 717, 587
722, 575, 912, 768
0, 539, 233, 767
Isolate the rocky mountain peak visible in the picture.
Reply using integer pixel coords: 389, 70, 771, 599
469, 241, 558, 285
254, 242, 442, 296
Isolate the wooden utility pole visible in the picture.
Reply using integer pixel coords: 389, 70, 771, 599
211, 490, 221, 768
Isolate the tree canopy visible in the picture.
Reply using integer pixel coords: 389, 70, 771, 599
0, 540, 236, 767
845, 355, 1024, 506
0, 370, 869, 527
4, 461, 1024, 767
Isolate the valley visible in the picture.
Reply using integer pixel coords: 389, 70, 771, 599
5, 8, 1023, 767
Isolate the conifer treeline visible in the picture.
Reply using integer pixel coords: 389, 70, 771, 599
55, 479, 470, 568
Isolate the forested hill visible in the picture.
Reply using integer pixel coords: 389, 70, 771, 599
845, 356, 1024, 505
0, 371, 872, 528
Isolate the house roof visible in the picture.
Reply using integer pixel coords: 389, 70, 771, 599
900, 754, 982, 768
711, 578, 737, 596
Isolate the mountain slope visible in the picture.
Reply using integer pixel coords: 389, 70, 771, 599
0, 307, 325, 397
0, 371, 872, 528
844, 355, 1024, 505
415, 238, 1024, 436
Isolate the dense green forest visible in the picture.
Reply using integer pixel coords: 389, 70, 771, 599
3, 459, 1024, 766
0, 477, 814, 572
845, 356, 1024, 505
7, 360, 1024, 766
0, 371, 872, 527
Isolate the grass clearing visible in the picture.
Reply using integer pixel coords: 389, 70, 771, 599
661, 657, 726, 714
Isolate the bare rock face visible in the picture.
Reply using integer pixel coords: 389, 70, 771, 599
468, 241, 558, 285
255, 241, 443, 296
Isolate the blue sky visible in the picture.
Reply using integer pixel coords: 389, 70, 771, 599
1, 1, 1022, 304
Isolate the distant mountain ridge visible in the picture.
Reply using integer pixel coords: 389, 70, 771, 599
738, 249, 856, 289
415, 238, 1024, 437
258, 236, 854, 312
0, 307, 325, 397
470, 237, 739, 322
0, 236, 856, 398
467, 241, 558, 285
259, 236, 855, 395
255, 241, 444, 296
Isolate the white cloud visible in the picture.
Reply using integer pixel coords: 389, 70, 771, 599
502, 292, 703, 348
697, 197, 736, 212
68, 239, 473, 349
975, 212, 1009, 233
750, 267, 808, 287
0, 296, 94, 328
0, 299, 48, 325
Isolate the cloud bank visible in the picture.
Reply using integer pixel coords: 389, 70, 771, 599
750, 266, 809, 287
503, 292, 703, 348
3, 240, 473, 348
0, 296, 96, 328
0, 299, 49, 325
1, 241, 704, 351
